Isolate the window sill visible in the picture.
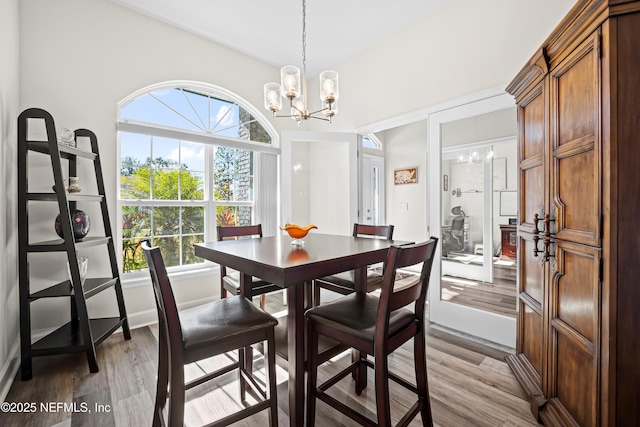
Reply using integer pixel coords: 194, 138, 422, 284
121, 264, 219, 288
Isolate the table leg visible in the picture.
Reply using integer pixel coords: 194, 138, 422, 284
287, 284, 305, 427
240, 273, 254, 381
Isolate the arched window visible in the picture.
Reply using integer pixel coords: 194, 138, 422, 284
117, 81, 279, 274
362, 134, 383, 150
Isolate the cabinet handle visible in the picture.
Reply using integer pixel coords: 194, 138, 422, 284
532, 212, 556, 262
533, 213, 543, 234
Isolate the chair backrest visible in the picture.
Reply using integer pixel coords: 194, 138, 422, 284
141, 240, 183, 356
216, 225, 263, 277
217, 224, 263, 241
376, 238, 438, 331
353, 223, 394, 240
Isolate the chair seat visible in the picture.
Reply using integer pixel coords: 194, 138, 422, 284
316, 270, 384, 293
181, 295, 277, 362
305, 293, 416, 344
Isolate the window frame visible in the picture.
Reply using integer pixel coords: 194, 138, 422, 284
362, 134, 383, 151
116, 81, 279, 280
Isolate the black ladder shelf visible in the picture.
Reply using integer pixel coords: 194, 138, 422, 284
18, 108, 131, 380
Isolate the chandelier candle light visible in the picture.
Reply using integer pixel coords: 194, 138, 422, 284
263, 0, 339, 125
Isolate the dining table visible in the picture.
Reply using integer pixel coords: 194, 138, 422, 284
194, 232, 410, 426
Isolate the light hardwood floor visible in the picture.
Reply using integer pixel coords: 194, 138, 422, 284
1, 293, 537, 427
441, 262, 517, 318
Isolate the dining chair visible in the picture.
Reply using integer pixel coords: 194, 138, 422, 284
217, 225, 281, 309
313, 223, 394, 306
305, 238, 438, 427
141, 239, 278, 427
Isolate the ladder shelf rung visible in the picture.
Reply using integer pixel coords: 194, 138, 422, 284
28, 236, 111, 252
31, 317, 125, 356
27, 193, 104, 202
27, 141, 97, 160
29, 277, 119, 301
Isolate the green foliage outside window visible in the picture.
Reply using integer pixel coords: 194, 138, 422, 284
121, 156, 204, 272
213, 146, 253, 226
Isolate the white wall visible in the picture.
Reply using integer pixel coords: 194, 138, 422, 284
0, 0, 20, 401
291, 140, 351, 236
381, 121, 428, 242
291, 142, 311, 224
308, 141, 351, 235
329, 0, 576, 131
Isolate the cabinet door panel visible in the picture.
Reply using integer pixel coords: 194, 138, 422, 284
550, 31, 601, 246
552, 334, 596, 427
546, 239, 600, 427
555, 236, 599, 342
517, 233, 546, 386
520, 236, 544, 304
518, 83, 548, 233
520, 303, 544, 386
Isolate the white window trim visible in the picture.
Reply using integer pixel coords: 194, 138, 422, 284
116, 80, 280, 282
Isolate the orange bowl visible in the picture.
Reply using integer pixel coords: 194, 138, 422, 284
280, 224, 317, 239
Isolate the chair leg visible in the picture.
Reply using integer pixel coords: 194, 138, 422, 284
153, 335, 169, 427
259, 293, 266, 309
374, 350, 392, 427
306, 320, 319, 427
414, 330, 433, 426
167, 359, 186, 427
353, 350, 368, 395
313, 281, 321, 306
266, 328, 278, 427
238, 347, 247, 402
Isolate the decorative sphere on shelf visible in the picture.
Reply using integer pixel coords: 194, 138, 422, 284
55, 209, 91, 241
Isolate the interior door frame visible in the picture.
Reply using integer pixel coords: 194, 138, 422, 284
427, 91, 516, 348
281, 130, 361, 232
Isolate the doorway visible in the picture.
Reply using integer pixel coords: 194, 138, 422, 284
440, 138, 517, 318
427, 91, 517, 347
362, 153, 385, 225
281, 130, 360, 234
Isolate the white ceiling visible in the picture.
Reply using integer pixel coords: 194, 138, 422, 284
108, 0, 450, 76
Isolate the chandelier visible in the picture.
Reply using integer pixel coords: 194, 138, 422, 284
263, 0, 339, 125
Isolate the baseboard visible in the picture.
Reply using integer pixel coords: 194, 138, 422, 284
0, 340, 20, 402
429, 321, 516, 353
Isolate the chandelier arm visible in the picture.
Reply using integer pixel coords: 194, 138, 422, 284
290, 102, 305, 116
308, 115, 331, 122
274, 113, 304, 119
308, 107, 330, 115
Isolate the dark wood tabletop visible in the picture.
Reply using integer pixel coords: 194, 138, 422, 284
194, 233, 410, 427
195, 233, 407, 288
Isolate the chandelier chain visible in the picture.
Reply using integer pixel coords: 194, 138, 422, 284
302, 0, 307, 79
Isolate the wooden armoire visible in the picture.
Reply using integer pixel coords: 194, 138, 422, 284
506, 1, 640, 426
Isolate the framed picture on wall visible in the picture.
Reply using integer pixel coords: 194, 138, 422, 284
394, 167, 418, 185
